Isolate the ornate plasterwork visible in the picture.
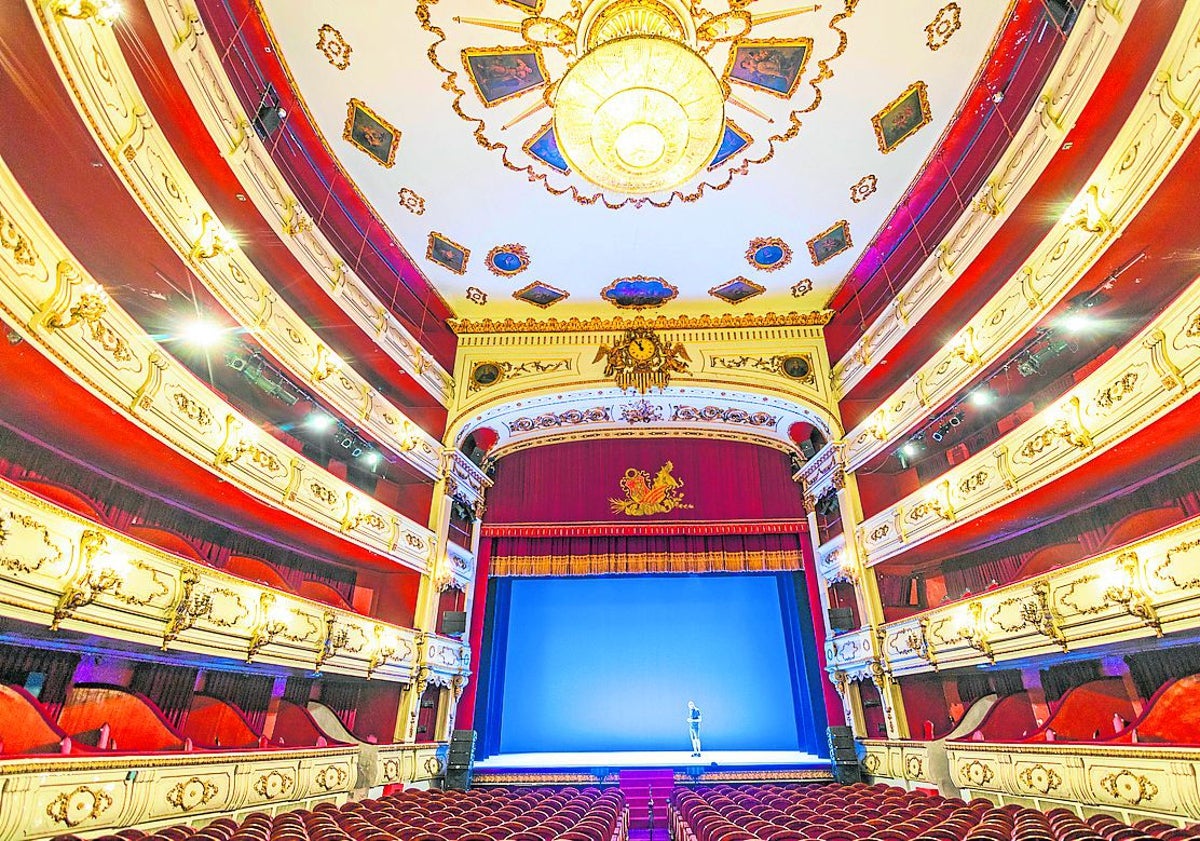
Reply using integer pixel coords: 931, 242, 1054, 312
450, 310, 833, 333
850, 174, 877, 203
416, 0, 858, 209
398, 186, 427, 215
316, 23, 353, 69
926, 4, 962, 52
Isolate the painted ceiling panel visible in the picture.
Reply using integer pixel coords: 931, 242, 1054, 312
255, 0, 1011, 321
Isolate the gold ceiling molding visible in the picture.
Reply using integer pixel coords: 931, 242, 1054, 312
416, 0, 858, 209
840, 0, 1198, 472
843, 270, 1200, 569
829, 0, 1141, 398
139, 0, 454, 407
449, 309, 834, 333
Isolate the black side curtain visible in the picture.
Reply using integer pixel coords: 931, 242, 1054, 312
1127, 644, 1200, 699
130, 663, 198, 728
0, 644, 79, 719
203, 671, 275, 732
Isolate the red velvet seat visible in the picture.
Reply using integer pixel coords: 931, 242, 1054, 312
0, 683, 85, 755
58, 684, 191, 752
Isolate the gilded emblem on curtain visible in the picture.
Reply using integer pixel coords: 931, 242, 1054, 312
610, 462, 694, 516
594, 328, 691, 393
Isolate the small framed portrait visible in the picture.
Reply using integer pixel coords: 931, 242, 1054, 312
873, 81, 932, 154
724, 38, 812, 99
427, 232, 470, 275
807, 220, 853, 266
462, 47, 548, 107
342, 98, 400, 168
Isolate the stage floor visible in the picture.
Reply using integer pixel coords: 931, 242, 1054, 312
474, 749, 825, 770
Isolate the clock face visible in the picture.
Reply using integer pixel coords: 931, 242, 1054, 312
628, 336, 658, 362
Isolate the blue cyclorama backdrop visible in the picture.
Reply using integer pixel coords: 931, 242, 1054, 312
479, 573, 825, 754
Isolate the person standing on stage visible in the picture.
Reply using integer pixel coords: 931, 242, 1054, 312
687, 700, 703, 756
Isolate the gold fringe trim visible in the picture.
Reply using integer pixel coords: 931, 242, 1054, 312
491, 549, 802, 576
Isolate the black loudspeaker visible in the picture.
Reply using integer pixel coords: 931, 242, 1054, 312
828, 608, 856, 632
441, 610, 468, 636
448, 729, 476, 767
444, 767, 472, 791
827, 726, 862, 784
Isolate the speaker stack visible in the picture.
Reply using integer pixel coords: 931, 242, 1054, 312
445, 729, 476, 790
827, 725, 862, 785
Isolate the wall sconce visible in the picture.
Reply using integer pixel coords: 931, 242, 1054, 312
192, 212, 237, 260
54, 0, 122, 24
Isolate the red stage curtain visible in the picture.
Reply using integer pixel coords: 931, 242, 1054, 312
489, 532, 803, 576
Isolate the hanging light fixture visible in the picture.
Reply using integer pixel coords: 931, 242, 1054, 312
552, 0, 726, 194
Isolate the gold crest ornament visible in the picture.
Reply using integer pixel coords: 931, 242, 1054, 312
610, 461, 694, 516
593, 328, 691, 393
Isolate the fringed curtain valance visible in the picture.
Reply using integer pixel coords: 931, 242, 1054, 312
489, 532, 804, 576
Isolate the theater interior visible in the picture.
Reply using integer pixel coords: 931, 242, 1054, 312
0, 0, 1199, 839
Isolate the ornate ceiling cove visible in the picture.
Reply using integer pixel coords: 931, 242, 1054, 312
254, 0, 1011, 321
451, 385, 829, 457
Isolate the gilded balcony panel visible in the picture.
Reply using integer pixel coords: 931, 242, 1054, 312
140, 0, 453, 407
947, 742, 1200, 822
841, 2, 1200, 471
0, 476, 430, 680
832, 0, 1138, 398
860, 739, 934, 786
826, 513, 1200, 677
0, 155, 435, 574
25, 0, 446, 479
0, 747, 363, 841
855, 272, 1200, 568
815, 533, 849, 584
371, 744, 445, 789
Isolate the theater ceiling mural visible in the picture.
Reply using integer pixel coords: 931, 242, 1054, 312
256, 0, 1010, 320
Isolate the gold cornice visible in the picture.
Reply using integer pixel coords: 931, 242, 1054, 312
449, 310, 834, 334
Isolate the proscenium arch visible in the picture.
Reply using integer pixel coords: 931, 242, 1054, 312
445, 382, 843, 463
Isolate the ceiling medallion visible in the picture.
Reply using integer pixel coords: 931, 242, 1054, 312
850, 174, 877, 204
419, 0, 857, 208
316, 24, 352, 70
790, 278, 813, 297
513, 280, 570, 307
397, 187, 427, 215
926, 3, 962, 52
485, 244, 531, 276
465, 286, 489, 305
709, 276, 765, 304
594, 327, 691, 393
601, 276, 679, 309
746, 236, 792, 272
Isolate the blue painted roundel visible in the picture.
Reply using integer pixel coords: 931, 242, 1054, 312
754, 244, 785, 266
491, 251, 523, 273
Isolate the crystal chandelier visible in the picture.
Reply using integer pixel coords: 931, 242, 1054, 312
552, 0, 726, 194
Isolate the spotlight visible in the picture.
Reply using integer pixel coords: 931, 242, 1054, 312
931, 430, 944, 442
181, 318, 225, 348
306, 412, 335, 432
361, 451, 382, 468
969, 389, 994, 407
901, 442, 920, 458
1060, 312, 1091, 333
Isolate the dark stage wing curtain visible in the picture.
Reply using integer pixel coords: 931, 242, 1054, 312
130, 662, 198, 728
490, 532, 804, 576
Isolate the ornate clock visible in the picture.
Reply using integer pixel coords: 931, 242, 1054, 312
593, 327, 691, 394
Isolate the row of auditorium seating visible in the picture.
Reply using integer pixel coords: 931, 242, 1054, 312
49, 786, 627, 841
957, 675, 1200, 745
670, 783, 1200, 841
0, 682, 350, 755
13, 478, 357, 613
